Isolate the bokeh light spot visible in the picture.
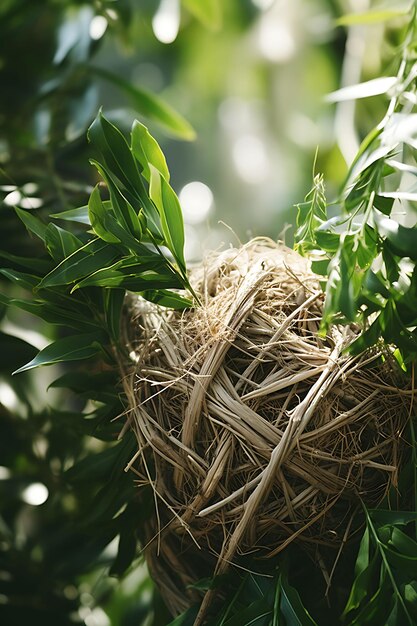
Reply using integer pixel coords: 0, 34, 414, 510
152, 0, 180, 44
179, 181, 213, 224
89, 15, 108, 40
21, 483, 49, 506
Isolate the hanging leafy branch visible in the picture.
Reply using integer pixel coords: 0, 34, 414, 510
295, 2, 417, 365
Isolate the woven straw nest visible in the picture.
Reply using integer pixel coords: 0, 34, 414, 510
120, 238, 412, 619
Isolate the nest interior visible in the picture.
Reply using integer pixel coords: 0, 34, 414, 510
121, 238, 412, 616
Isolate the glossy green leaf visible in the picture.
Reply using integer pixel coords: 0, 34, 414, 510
141, 289, 193, 309
88, 185, 121, 244
104, 288, 125, 340
15, 206, 47, 241
131, 119, 170, 182
149, 164, 186, 274
74, 266, 181, 292
13, 331, 107, 374
89, 67, 196, 140
0, 249, 52, 273
38, 238, 119, 288
0, 294, 100, 331
89, 111, 143, 191
50, 205, 91, 224
45, 223, 83, 261
90, 159, 149, 241
0, 268, 40, 290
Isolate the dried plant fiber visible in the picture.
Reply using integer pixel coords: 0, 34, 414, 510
121, 238, 412, 617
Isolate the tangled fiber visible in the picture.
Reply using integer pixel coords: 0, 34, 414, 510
121, 238, 412, 617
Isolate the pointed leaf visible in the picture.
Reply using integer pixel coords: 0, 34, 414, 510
39, 238, 119, 288
104, 288, 125, 340
131, 120, 170, 182
141, 289, 193, 309
149, 164, 186, 273
90, 160, 146, 240
280, 575, 318, 626
45, 223, 83, 260
88, 185, 121, 243
89, 68, 196, 140
50, 205, 91, 224
15, 207, 47, 241
13, 332, 107, 374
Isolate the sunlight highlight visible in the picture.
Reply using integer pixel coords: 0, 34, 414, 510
179, 181, 213, 224
21, 483, 49, 506
152, 0, 180, 44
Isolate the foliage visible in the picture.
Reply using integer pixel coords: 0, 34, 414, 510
295, 3, 417, 365
1, 1, 417, 626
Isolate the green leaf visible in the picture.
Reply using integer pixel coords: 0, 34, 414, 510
109, 530, 137, 577
149, 164, 186, 274
104, 288, 125, 340
141, 289, 193, 309
88, 111, 145, 199
15, 206, 47, 241
315, 230, 340, 253
166, 607, 199, 626
280, 575, 318, 626
389, 526, 417, 557
369, 510, 417, 527
73, 263, 181, 292
131, 119, 170, 182
182, 0, 222, 30
0, 249, 52, 273
49, 370, 117, 395
223, 601, 271, 626
0, 332, 38, 374
45, 223, 83, 261
344, 554, 379, 615
90, 159, 148, 241
39, 238, 119, 288
375, 214, 417, 260
13, 332, 107, 374
0, 268, 40, 290
88, 67, 196, 140
0, 294, 101, 331
50, 205, 91, 225
89, 112, 162, 238
374, 194, 394, 215
336, 9, 408, 26
65, 434, 136, 483
88, 185, 122, 244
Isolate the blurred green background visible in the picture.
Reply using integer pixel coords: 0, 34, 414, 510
0, 1, 409, 625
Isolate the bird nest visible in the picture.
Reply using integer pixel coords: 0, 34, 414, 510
120, 238, 412, 617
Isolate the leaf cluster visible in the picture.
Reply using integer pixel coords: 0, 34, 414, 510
1, 111, 194, 374
168, 567, 318, 626
343, 507, 417, 625
295, 3, 417, 364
